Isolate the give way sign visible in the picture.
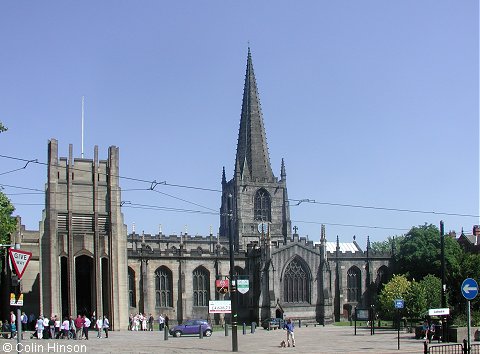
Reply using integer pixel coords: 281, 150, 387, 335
9, 249, 32, 279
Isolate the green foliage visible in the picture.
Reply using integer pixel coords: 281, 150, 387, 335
405, 280, 426, 319
0, 122, 6, 133
378, 274, 443, 321
371, 235, 404, 254
395, 224, 462, 284
421, 274, 442, 309
378, 274, 410, 319
0, 192, 16, 272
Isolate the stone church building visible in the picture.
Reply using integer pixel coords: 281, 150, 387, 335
14, 50, 392, 330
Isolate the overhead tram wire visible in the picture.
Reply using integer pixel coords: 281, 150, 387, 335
1, 153, 478, 219
289, 198, 480, 219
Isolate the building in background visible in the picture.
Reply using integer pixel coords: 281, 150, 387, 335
17, 50, 392, 328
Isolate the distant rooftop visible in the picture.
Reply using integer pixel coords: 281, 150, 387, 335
313, 241, 361, 253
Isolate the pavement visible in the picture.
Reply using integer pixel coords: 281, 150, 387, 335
0, 325, 448, 354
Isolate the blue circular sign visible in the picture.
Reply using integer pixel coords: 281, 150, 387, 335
461, 278, 478, 300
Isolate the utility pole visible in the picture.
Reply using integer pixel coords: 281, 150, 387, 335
440, 220, 447, 342
227, 194, 238, 352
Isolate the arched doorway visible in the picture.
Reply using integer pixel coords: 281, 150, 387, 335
75, 255, 94, 316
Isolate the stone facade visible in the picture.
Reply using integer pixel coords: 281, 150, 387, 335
17, 49, 391, 329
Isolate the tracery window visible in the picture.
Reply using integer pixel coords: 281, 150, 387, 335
347, 266, 361, 302
254, 189, 271, 221
155, 266, 173, 307
193, 267, 210, 306
128, 267, 136, 307
283, 258, 310, 303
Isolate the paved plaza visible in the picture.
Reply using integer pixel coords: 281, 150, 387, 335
0, 325, 441, 354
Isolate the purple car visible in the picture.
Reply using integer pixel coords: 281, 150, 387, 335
169, 319, 212, 337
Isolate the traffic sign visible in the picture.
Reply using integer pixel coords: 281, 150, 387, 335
10, 293, 24, 306
8, 249, 32, 279
237, 279, 249, 294
208, 300, 231, 314
394, 299, 404, 309
461, 278, 478, 300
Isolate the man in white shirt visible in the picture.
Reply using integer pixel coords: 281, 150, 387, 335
83, 316, 90, 340
158, 314, 164, 331
96, 317, 103, 338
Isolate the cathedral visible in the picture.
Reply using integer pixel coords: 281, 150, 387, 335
14, 49, 392, 330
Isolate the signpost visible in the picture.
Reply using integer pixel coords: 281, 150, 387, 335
461, 278, 478, 353
8, 249, 32, 279
8, 246, 32, 354
394, 299, 404, 350
209, 300, 232, 314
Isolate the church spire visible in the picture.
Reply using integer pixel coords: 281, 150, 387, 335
235, 48, 274, 181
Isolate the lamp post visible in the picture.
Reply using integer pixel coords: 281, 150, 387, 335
440, 221, 447, 342
227, 194, 238, 352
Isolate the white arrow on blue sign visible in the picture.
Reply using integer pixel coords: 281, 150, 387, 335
461, 278, 479, 300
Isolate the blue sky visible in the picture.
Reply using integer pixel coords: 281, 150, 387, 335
0, 1, 478, 248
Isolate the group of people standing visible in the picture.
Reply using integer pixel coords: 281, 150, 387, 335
31, 312, 109, 340
128, 313, 169, 331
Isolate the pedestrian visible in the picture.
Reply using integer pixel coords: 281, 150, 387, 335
49, 316, 55, 339
74, 315, 84, 340
62, 317, 70, 339
54, 316, 61, 339
283, 318, 295, 347
21, 312, 28, 332
29, 313, 35, 331
148, 313, 154, 331
102, 315, 109, 338
83, 315, 90, 340
422, 320, 429, 340
43, 315, 49, 339
96, 316, 103, 338
165, 315, 169, 329
36, 316, 44, 339
158, 314, 164, 331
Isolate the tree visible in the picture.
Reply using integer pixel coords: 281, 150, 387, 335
405, 280, 427, 320
371, 235, 404, 254
395, 224, 462, 284
0, 191, 16, 321
378, 274, 410, 319
0, 122, 6, 133
421, 274, 442, 310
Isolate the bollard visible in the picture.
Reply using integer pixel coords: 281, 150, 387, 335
225, 323, 229, 336
164, 326, 168, 341
251, 322, 256, 334
299, 319, 301, 328
199, 325, 203, 339
243, 323, 246, 335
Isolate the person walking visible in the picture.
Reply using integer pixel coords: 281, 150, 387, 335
102, 315, 109, 338
74, 315, 84, 340
96, 316, 103, 338
83, 315, 90, 340
36, 316, 44, 339
283, 318, 295, 347
164, 315, 169, 330
158, 314, 164, 331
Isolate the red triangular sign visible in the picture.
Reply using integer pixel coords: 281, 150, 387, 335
9, 249, 32, 280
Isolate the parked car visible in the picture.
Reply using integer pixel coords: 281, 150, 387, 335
169, 319, 212, 337
261, 317, 284, 330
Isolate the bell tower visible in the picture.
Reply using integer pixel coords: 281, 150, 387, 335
220, 49, 291, 249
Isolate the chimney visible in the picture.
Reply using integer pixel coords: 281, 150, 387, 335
473, 225, 480, 245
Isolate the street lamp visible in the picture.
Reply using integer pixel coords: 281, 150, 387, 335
227, 194, 238, 352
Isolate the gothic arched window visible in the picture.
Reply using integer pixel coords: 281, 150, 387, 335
376, 265, 389, 294
283, 258, 310, 303
254, 189, 271, 221
128, 267, 136, 308
193, 267, 210, 307
347, 266, 361, 302
155, 266, 173, 308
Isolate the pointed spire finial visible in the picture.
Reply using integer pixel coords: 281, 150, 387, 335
222, 166, 226, 185
281, 158, 286, 179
